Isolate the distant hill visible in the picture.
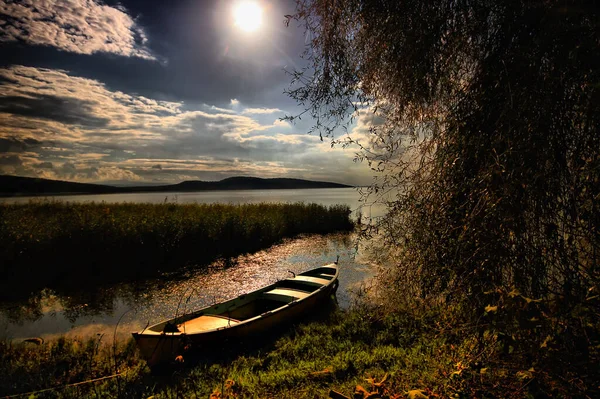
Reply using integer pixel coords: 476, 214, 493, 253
0, 175, 352, 197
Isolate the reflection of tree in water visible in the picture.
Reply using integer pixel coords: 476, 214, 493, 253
1, 232, 355, 326
59, 288, 116, 323
60, 281, 173, 323
0, 284, 151, 324
0, 291, 46, 324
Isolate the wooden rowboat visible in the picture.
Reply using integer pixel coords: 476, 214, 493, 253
132, 263, 339, 366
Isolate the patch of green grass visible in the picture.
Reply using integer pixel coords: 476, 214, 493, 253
0, 309, 420, 398
0, 336, 149, 398
0, 202, 353, 299
0, 304, 555, 398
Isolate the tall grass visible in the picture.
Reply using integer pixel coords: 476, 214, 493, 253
0, 201, 353, 299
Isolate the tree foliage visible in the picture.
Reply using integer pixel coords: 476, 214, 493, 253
287, 0, 598, 303
286, 0, 599, 394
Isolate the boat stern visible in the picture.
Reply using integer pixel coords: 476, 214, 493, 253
132, 332, 186, 367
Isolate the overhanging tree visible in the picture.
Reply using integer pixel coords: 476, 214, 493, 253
286, 0, 599, 393
286, 0, 599, 307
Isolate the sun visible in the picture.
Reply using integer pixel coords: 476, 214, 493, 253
234, 1, 263, 32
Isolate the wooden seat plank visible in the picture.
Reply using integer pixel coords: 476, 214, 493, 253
291, 276, 331, 285
264, 288, 311, 300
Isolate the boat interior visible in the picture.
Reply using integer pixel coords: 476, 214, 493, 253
149, 265, 338, 334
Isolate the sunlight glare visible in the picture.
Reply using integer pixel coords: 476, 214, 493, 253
234, 1, 263, 33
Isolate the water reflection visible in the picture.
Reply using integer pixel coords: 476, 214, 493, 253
0, 232, 373, 341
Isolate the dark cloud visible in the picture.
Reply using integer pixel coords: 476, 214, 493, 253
0, 94, 109, 127
0, 136, 41, 152
0, 154, 23, 165
61, 162, 77, 173
37, 161, 53, 169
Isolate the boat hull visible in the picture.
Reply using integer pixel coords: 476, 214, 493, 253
133, 263, 339, 367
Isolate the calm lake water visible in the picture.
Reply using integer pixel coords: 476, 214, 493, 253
0, 188, 386, 220
0, 188, 387, 342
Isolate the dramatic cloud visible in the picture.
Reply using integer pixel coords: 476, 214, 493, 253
0, 66, 371, 185
0, 0, 155, 59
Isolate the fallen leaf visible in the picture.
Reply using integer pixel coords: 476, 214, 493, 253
354, 385, 370, 399
516, 370, 533, 380
450, 370, 462, 378
407, 389, 428, 399
484, 305, 498, 313
523, 296, 541, 303
540, 336, 552, 348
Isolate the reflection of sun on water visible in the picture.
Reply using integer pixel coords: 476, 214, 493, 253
234, 1, 262, 32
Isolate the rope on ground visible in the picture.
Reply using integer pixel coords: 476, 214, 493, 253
2, 372, 124, 398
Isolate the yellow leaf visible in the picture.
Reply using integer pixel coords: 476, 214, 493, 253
365, 373, 388, 387
516, 370, 533, 380
480, 368, 488, 374
374, 373, 388, 387
485, 305, 498, 313
540, 335, 552, 348
355, 385, 370, 397
407, 389, 428, 399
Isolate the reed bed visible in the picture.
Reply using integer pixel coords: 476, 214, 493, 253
0, 201, 353, 299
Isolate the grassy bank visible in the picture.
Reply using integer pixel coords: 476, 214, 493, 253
0, 307, 466, 399
2, 303, 566, 399
0, 202, 353, 300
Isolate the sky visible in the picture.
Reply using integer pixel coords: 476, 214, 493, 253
0, 0, 374, 186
